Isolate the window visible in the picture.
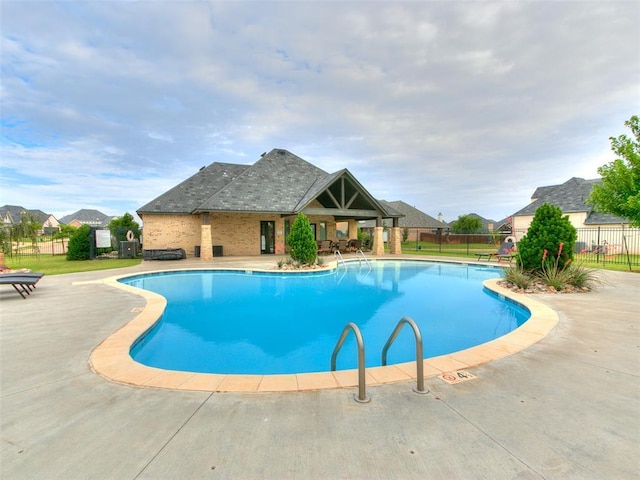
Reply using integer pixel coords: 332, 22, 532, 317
336, 221, 349, 239
319, 221, 327, 241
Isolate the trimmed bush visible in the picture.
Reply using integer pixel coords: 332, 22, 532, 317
287, 213, 317, 265
67, 225, 91, 260
516, 204, 577, 272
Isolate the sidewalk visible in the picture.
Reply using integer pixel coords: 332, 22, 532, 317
1, 257, 638, 479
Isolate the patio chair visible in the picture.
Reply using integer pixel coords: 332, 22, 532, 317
317, 240, 333, 255
476, 241, 515, 263
0, 272, 44, 299
348, 239, 361, 252
336, 239, 349, 253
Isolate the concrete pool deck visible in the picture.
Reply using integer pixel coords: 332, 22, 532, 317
1, 255, 638, 479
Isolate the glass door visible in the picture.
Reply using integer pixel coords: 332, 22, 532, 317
260, 221, 275, 254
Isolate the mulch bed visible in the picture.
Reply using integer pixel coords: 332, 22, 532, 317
498, 280, 591, 294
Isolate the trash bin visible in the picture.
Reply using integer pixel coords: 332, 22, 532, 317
213, 245, 223, 257
194, 245, 201, 258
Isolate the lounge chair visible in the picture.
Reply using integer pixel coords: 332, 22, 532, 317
476, 242, 515, 263
0, 272, 44, 299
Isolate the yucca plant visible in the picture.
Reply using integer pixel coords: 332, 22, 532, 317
502, 265, 534, 289
565, 262, 602, 289
539, 243, 572, 290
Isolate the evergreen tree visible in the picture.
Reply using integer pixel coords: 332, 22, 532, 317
516, 204, 577, 272
287, 213, 317, 264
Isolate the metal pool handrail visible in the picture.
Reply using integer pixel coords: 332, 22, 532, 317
331, 322, 370, 403
355, 249, 371, 270
334, 250, 346, 268
382, 316, 429, 394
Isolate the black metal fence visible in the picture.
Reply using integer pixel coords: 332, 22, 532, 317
4, 227, 137, 259
400, 226, 640, 267
4, 232, 70, 258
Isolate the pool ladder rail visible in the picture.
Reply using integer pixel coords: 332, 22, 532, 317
334, 249, 371, 270
331, 316, 429, 403
331, 322, 369, 403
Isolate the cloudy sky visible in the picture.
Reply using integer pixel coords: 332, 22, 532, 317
1, 1, 638, 224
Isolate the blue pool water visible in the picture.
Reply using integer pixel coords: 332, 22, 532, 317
123, 261, 529, 375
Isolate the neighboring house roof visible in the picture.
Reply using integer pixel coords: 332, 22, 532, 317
0, 205, 50, 224
512, 177, 628, 224
466, 213, 497, 231
359, 201, 447, 228
494, 217, 513, 232
138, 149, 401, 220
59, 209, 112, 227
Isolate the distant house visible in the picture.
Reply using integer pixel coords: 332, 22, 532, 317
59, 209, 114, 228
511, 177, 630, 233
359, 201, 448, 241
137, 149, 404, 258
0, 205, 60, 233
511, 177, 638, 254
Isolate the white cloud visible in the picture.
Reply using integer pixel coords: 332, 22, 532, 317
1, 0, 638, 222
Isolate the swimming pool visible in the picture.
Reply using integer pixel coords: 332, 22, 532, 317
122, 261, 529, 375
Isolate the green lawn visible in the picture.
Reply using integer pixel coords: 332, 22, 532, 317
5, 255, 142, 275
399, 242, 640, 272
5, 246, 639, 275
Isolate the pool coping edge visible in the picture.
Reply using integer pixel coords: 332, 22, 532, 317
87, 264, 559, 393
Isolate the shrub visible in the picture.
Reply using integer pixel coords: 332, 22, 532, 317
67, 225, 91, 260
565, 262, 602, 290
502, 266, 534, 289
539, 261, 572, 290
506, 244, 602, 292
287, 213, 317, 265
516, 204, 577, 272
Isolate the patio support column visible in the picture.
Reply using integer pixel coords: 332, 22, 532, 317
200, 213, 213, 261
389, 217, 402, 254
372, 222, 385, 256
348, 220, 358, 240
390, 227, 402, 254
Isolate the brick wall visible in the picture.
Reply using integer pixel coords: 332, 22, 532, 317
142, 212, 340, 257
140, 214, 201, 256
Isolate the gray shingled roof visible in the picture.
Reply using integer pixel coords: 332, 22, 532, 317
59, 209, 113, 226
196, 150, 327, 213
294, 170, 344, 211
360, 201, 445, 228
512, 177, 628, 224
138, 149, 401, 219
0, 205, 50, 224
137, 163, 250, 214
